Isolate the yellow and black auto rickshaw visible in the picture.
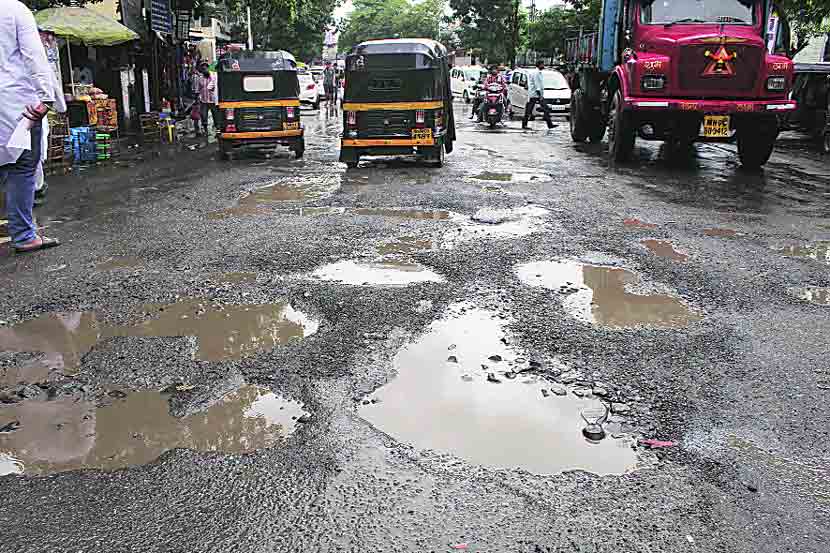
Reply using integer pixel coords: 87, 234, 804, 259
339, 39, 456, 168
217, 50, 304, 159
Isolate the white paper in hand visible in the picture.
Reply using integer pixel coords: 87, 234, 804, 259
7, 118, 32, 150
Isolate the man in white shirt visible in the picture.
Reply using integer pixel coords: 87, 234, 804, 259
0, 0, 59, 253
522, 61, 555, 130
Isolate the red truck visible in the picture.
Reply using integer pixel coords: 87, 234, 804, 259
566, 0, 796, 169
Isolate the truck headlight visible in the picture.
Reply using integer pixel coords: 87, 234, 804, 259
767, 76, 786, 92
641, 75, 666, 91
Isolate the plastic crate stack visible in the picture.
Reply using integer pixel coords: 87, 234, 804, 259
69, 127, 97, 164
95, 131, 112, 162
140, 112, 161, 144
45, 112, 71, 176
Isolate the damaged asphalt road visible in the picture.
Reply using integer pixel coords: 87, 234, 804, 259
1, 106, 829, 552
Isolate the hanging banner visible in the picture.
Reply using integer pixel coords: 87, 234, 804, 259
39, 31, 63, 89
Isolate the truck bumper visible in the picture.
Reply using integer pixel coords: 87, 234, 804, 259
624, 98, 796, 114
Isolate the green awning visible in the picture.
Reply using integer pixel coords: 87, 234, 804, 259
35, 7, 139, 46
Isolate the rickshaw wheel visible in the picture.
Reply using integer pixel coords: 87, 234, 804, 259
293, 139, 305, 159
218, 140, 232, 161
346, 161, 358, 169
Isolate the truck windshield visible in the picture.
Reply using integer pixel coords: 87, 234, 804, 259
640, 0, 755, 25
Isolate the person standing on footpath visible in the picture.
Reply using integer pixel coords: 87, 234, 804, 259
0, 0, 58, 253
196, 61, 219, 136
522, 61, 555, 130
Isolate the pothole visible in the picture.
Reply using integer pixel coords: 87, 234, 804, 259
96, 256, 144, 271
207, 176, 341, 219
0, 385, 306, 476
789, 287, 830, 306
443, 206, 550, 246
775, 241, 830, 264
310, 260, 443, 287
470, 172, 549, 183
516, 260, 701, 329
0, 300, 318, 374
641, 239, 688, 262
377, 236, 434, 256
300, 207, 452, 220
704, 228, 740, 238
359, 305, 638, 475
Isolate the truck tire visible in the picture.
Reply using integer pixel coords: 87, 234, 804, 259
608, 90, 635, 162
588, 111, 607, 143
570, 89, 589, 142
737, 120, 777, 170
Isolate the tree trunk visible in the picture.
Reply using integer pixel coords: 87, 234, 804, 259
508, 0, 520, 67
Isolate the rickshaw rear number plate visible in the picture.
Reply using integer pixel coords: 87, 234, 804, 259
412, 129, 432, 140
284, 122, 300, 130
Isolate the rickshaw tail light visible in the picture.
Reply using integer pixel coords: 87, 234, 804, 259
286, 107, 296, 119
226, 124, 237, 132
225, 108, 235, 121
415, 110, 425, 124
347, 111, 357, 126
435, 110, 444, 128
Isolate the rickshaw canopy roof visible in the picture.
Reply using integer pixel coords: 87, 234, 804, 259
349, 39, 448, 59
219, 50, 298, 72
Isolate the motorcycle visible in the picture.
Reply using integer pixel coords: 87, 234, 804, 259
479, 81, 508, 129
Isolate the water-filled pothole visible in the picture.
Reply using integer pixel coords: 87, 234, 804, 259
0, 300, 318, 374
471, 172, 549, 183
377, 236, 434, 256
0, 385, 306, 476
300, 207, 451, 220
789, 287, 830, 306
207, 177, 340, 219
96, 256, 143, 271
641, 239, 688, 262
359, 305, 637, 475
516, 260, 700, 329
443, 206, 550, 246
311, 260, 443, 287
776, 242, 830, 264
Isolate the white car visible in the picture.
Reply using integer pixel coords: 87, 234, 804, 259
309, 67, 327, 102
298, 71, 320, 109
508, 68, 571, 118
451, 66, 485, 104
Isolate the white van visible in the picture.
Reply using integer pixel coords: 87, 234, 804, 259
451, 66, 485, 103
507, 68, 571, 118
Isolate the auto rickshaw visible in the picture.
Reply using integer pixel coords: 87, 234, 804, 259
217, 50, 304, 160
339, 39, 456, 168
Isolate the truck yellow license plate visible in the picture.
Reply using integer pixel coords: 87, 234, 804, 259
412, 129, 432, 140
702, 115, 730, 138
284, 122, 300, 130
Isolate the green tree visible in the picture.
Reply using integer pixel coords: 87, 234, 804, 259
528, 0, 600, 58
777, 0, 830, 55
451, 0, 527, 66
338, 0, 446, 53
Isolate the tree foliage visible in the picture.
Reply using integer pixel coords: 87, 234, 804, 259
527, 0, 599, 58
338, 0, 445, 53
23, 0, 101, 9
777, 0, 830, 55
450, 0, 527, 66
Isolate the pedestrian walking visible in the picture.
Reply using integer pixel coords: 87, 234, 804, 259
522, 61, 555, 130
323, 62, 336, 102
0, 0, 59, 253
196, 61, 219, 136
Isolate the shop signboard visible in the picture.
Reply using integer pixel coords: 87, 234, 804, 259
150, 0, 173, 34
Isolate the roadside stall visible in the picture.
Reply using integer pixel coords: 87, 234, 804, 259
35, 7, 139, 163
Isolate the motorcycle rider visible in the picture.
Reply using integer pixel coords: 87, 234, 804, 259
470, 65, 508, 121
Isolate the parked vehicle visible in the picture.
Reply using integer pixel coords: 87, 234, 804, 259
298, 69, 320, 109
479, 80, 508, 128
451, 66, 485, 103
508, 68, 572, 118
309, 66, 327, 103
216, 50, 304, 160
567, 0, 796, 169
340, 39, 456, 168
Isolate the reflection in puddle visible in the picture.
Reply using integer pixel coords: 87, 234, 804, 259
359, 306, 637, 475
377, 236, 434, 256
472, 172, 512, 182
0, 385, 306, 476
96, 256, 144, 271
776, 242, 830, 264
311, 260, 443, 287
641, 239, 688, 262
517, 261, 701, 329
704, 228, 739, 238
0, 300, 318, 373
789, 287, 830, 306
623, 218, 657, 229
300, 207, 451, 220
471, 172, 548, 183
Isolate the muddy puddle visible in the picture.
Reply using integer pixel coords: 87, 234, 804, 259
96, 256, 144, 271
623, 218, 657, 229
0, 385, 306, 476
359, 305, 637, 475
641, 240, 688, 262
300, 207, 451, 220
377, 236, 434, 256
776, 242, 830, 264
517, 260, 700, 329
0, 300, 318, 376
207, 176, 341, 219
471, 172, 549, 183
443, 206, 550, 246
789, 287, 830, 306
311, 260, 443, 287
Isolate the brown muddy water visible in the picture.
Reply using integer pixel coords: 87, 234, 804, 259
299, 207, 452, 220
0, 300, 319, 379
776, 241, 830, 264
310, 260, 443, 287
641, 239, 689, 262
516, 261, 701, 329
0, 385, 306, 476
359, 305, 638, 475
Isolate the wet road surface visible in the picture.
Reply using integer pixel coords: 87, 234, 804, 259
1, 104, 829, 552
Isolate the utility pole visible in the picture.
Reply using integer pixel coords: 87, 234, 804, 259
247, 6, 253, 50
